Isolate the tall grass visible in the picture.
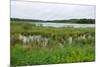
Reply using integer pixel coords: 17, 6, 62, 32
10, 21, 95, 66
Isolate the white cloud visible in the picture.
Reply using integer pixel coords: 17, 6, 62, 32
11, 1, 95, 20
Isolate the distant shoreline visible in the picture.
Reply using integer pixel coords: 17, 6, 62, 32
10, 18, 95, 24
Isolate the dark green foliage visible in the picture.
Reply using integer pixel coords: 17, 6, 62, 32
76, 19, 95, 24
11, 18, 95, 24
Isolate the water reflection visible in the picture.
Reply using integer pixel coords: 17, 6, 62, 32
31, 22, 95, 28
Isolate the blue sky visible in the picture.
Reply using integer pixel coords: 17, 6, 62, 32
11, 1, 95, 20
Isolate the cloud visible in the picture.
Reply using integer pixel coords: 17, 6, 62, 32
11, 1, 95, 20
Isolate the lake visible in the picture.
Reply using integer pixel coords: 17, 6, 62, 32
29, 22, 95, 28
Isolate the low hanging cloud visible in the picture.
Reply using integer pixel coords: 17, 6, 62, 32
11, 1, 95, 20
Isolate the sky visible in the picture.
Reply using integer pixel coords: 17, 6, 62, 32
11, 0, 96, 20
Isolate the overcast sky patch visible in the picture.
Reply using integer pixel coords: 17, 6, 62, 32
11, 1, 95, 20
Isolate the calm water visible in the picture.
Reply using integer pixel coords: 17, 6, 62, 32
29, 22, 95, 28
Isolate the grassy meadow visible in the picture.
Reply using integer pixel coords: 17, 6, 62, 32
10, 20, 95, 66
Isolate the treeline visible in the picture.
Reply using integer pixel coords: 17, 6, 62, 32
10, 18, 43, 22
75, 19, 95, 24
11, 18, 95, 24
46, 19, 95, 24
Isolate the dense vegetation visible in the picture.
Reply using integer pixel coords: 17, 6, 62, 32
76, 19, 95, 24
11, 18, 95, 24
10, 20, 95, 66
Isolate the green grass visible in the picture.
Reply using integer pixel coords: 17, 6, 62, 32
11, 43, 95, 66
10, 20, 95, 66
